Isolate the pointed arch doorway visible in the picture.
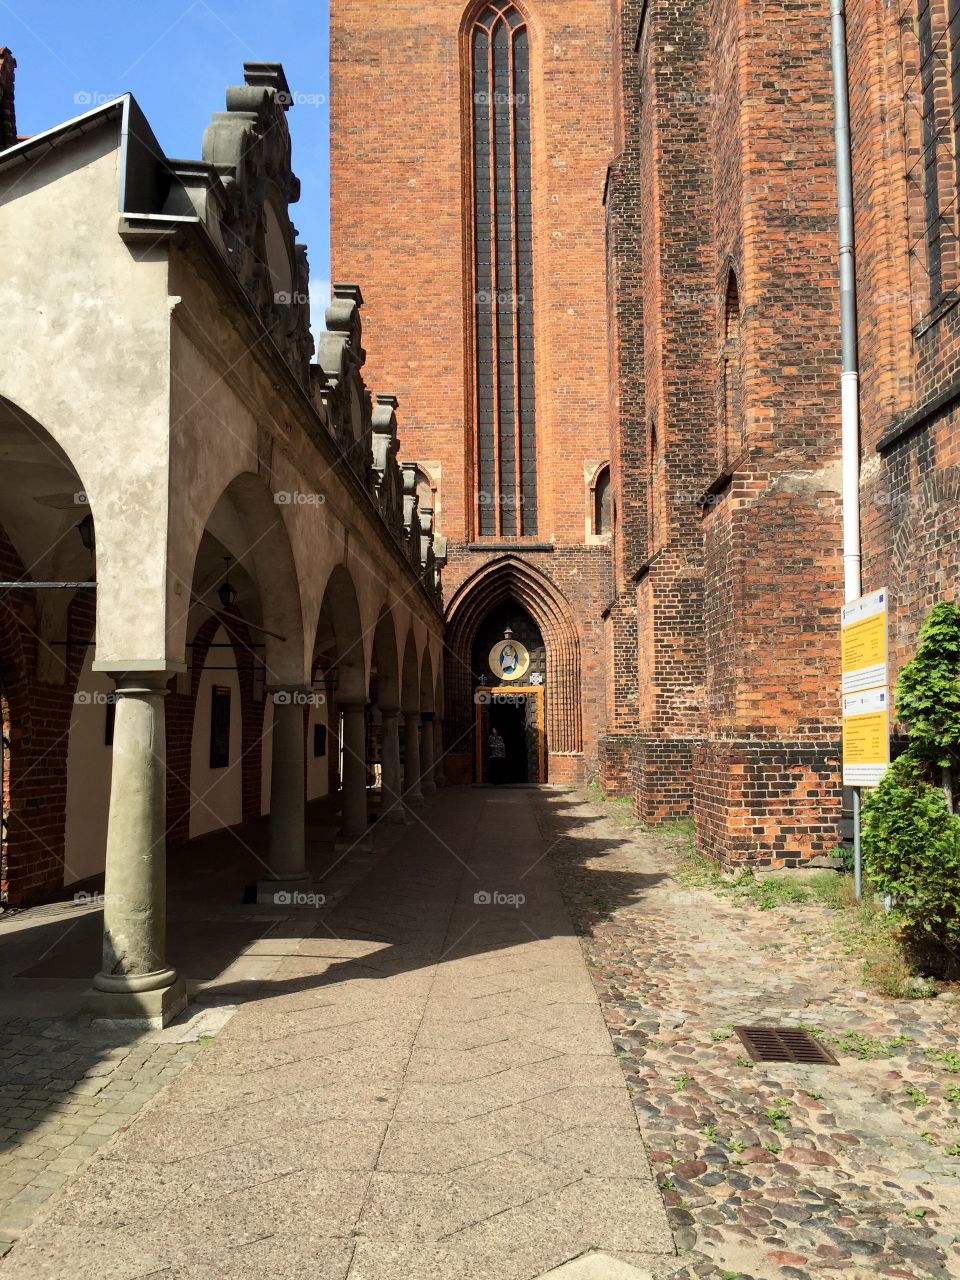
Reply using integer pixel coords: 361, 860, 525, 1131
444, 557, 583, 785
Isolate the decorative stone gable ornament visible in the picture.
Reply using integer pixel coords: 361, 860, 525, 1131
419, 506, 435, 576
371, 393, 404, 542
201, 62, 314, 387
401, 462, 423, 572
318, 284, 372, 477
489, 628, 531, 682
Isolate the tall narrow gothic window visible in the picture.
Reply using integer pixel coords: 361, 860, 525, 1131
469, 2, 537, 537
900, 0, 960, 321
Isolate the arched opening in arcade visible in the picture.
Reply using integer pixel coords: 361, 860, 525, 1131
0, 395, 101, 903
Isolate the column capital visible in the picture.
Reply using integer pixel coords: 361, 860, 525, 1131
339, 699, 367, 713
378, 704, 401, 718
108, 673, 173, 696
93, 659, 185, 681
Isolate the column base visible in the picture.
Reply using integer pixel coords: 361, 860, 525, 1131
256, 874, 313, 906
82, 970, 187, 1027
422, 782, 437, 796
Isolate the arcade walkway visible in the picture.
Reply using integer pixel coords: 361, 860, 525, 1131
2, 787, 675, 1280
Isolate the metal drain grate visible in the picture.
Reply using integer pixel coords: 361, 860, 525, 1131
734, 1025, 838, 1065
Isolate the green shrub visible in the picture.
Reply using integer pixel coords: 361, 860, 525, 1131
894, 602, 960, 768
861, 751, 960, 947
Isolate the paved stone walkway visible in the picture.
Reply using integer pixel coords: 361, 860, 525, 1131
1, 788, 677, 1280
543, 790, 960, 1280
0, 799, 388, 1261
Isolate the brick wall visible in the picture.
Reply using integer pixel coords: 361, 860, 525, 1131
846, 0, 960, 698
699, 0, 845, 863
693, 739, 843, 869
0, 527, 94, 904
603, 0, 846, 863
442, 544, 611, 784
331, 0, 614, 782
603, 0, 712, 823
330, 0, 890, 867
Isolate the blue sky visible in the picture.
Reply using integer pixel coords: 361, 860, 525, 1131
6, 0, 331, 321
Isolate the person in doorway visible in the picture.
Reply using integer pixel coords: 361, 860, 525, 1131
488, 725, 506, 784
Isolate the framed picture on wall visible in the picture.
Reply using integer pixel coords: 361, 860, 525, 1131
209, 685, 231, 769
313, 723, 327, 758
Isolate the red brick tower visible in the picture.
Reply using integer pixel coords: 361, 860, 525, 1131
331, 0, 614, 783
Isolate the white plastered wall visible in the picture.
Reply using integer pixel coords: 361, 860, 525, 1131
0, 122, 174, 667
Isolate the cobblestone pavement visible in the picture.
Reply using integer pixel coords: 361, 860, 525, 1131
540, 790, 960, 1280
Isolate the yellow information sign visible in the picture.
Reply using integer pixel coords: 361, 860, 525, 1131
842, 688, 890, 786
840, 589, 888, 693
840, 589, 890, 787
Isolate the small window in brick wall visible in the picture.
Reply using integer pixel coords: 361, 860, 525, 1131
592, 464, 612, 537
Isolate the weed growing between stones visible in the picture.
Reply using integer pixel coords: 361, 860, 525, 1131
765, 1098, 792, 1131
924, 1047, 960, 1073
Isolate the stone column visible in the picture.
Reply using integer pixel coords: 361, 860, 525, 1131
84, 672, 186, 1026
379, 706, 405, 823
433, 715, 445, 787
420, 712, 437, 795
258, 690, 309, 903
339, 702, 369, 840
403, 711, 423, 804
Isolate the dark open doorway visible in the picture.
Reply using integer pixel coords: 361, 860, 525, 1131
489, 696, 528, 784
475, 687, 545, 784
